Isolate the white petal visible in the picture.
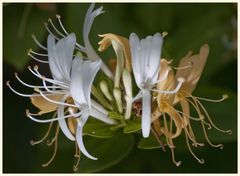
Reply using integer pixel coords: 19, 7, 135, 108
58, 94, 75, 141
91, 99, 108, 115
129, 33, 142, 87
148, 33, 163, 81
141, 89, 151, 138
76, 113, 97, 160
48, 33, 76, 83
90, 107, 116, 125
70, 57, 101, 108
83, 3, 113, 79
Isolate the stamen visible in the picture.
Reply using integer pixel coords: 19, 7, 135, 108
56, 14, 69, 36
6, 81, 36, 97
194, 97, 232, 134
48, 18, 65, 37
30, 112, 56, 146
169, 105, 204, 147
151, 77, 185, 94
35, 89, 76, 107
172, 61, 193, 70
189, 97, 224, 149
162, 31, 168, 38
151, 69, 170, 85
170, 148, 181, 167
189, 94, 228, 103
26, 109, 84, 123
31, 34, 47, 50
42, 125, 60, 167
150, 127, 166, 152
163, 113, 175, 148
184, 127, 205, 164
44, 22, 60, 40
186, 98, 212, 130
27, 50, 49, 63
73, 142, 81, 172
29, 48, 48, 56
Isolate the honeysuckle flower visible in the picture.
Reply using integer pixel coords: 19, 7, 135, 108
152, 44, 232, 166
7, 33, 116, 164
129, 33, 184, 138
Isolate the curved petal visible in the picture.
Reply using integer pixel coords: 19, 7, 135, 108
70, 57, 101, 109
76, 112, 97, 160
83, 3, 113, 79
58, 94, 75, 141
47, 33, 76, 84
90, 107, 116, 125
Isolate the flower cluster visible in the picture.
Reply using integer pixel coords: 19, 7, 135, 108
7, 3, 231, 170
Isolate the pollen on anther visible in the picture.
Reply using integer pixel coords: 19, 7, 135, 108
222, 94, 228, 99
34, 65, 39, 70
56, 14, 61, 19
6, 81, 10, 86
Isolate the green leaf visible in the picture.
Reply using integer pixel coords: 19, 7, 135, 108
108, 111, 124, 121
83, 117, 115, 138
123, 117, 141, 133
3, 4, 53, 70
78, 132, 134, 173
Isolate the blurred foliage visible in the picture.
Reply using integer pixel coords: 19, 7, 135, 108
3, 3, 237, 173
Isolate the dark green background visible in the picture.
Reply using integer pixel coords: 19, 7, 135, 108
3, 3, 237, 173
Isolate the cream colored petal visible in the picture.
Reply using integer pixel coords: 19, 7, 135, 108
98, 33, 131, 72
176, 44, 210, 94
30, 94, 63, 115
157, 59, 176, 106
160, 106, 182, 139
68, 118, 77, 135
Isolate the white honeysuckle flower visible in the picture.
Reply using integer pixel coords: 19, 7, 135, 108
129, 33, 185, 138
69, 57, 113, 160
7, 34, 116, 160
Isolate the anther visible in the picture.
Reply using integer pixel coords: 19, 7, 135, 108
198, 159, 205, 164
34, 65, 39, 70
162, 31, 168, 38
6, 81, 10, 86
222, 94, 228, 99
56, 14, 61, 19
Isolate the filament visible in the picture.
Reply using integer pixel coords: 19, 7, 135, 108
172, 61, 193, 70
6, 81, 36, 97
27, 51, 49, 63
193, 97, 232, 134
44, 22, 60, 40
31, 34, 47, 50
56, 15, 69, 36
170, 148, 181, 167
48, 18, 65, 37
188, 94, 228, 103
183, 127, 205, 164
29, 48, 48, 56
35, 89, 76, 107
150, 127, 166, 152
73, 142, 81, 172
42, 125, 60, 167
30, 112, 56, 146
151, 77, 185, 94
26, 109, 85, 123
190, 97, 224, 149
